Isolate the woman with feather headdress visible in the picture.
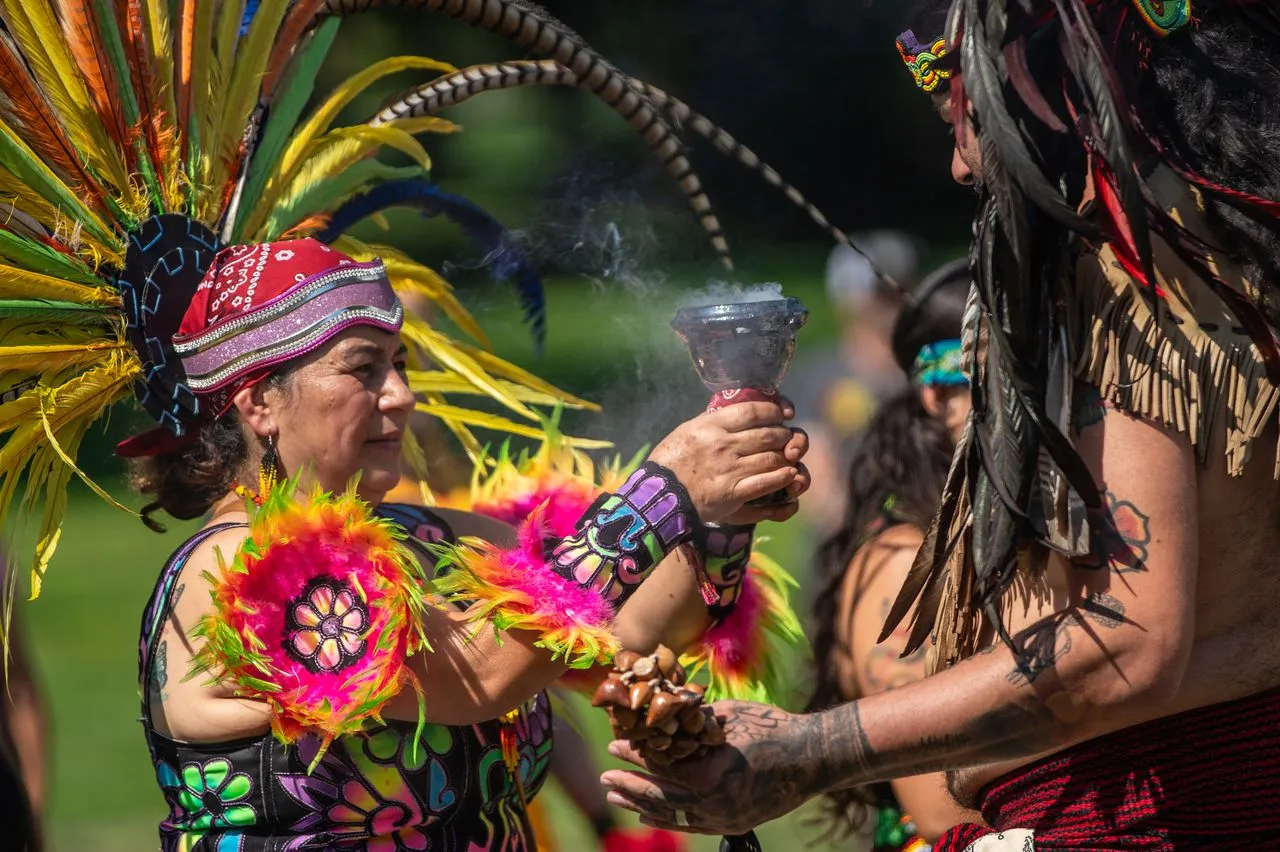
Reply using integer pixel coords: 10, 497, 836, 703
0, 1, 838, 849
600, 0, 1280, 848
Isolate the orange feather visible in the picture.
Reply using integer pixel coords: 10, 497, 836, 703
54, 0, 129, 151
0, 32, 105, 211
175, 0, 196, 151
122, 0, 174, 193
261, 0, 327, 98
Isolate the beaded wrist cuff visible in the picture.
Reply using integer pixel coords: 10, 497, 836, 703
551, 461, 701, 609
700, 523, 755, 620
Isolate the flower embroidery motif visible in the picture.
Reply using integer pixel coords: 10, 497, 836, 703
158, 758, 256, 832
279, 727, 457, 851
286, 579, 368, 673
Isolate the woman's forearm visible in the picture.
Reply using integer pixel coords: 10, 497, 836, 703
614, 548, 714, 655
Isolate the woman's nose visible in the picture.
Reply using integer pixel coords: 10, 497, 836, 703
951, 146, 974, 186
382, 367, 415, 412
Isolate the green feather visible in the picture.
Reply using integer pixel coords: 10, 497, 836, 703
0, 299, 109, 318
89, 0, 162, 204
261, 162, 424, 240
231, 18, 341, 242
0, 232, 100, 285
0, 120, 117, 248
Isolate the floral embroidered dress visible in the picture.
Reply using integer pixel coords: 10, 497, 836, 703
138, 505, 553, 852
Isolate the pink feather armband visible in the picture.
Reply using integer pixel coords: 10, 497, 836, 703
433, 461, 700, 667
189, 481, 433, 765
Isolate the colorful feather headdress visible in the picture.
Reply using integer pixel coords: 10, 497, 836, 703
883, 0, 1280, 666
0, 0, 887, 610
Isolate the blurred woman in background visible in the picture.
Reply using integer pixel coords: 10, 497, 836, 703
806, 260, 980, 849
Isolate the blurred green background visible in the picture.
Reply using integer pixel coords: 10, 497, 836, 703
14, 1, 982, 849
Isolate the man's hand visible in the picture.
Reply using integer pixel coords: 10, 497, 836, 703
599, 701, 823, 835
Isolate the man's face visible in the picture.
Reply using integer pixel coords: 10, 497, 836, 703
931, 89, 983, 188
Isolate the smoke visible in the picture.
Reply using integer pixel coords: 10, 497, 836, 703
678, 280, 785, 309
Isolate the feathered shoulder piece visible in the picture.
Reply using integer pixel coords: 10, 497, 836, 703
189, 475, 432, 767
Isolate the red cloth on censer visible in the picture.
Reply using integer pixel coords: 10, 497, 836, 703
934, 688, 1280, 850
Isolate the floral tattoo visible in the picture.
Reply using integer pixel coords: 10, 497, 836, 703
1077, 490, 1151, 574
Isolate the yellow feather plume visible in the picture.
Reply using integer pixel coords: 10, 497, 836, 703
0, 265, 118, 304
0, 355, 137, 596
208, 0, 290, 195
277, 56, 457, 180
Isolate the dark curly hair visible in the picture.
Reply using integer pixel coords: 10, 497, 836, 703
805, 258, 969, 839
129, 371, 295, 530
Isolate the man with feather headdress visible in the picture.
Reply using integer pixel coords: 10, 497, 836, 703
602, 0, 1280, 847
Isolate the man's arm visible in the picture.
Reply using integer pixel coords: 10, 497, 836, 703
602, 390, 1200, 834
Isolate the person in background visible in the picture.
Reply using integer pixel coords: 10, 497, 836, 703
0, 579, 49, 851
790, 231, 920, 535
806, 260, 978, 850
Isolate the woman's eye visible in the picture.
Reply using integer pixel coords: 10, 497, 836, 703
393, 360, 408, 374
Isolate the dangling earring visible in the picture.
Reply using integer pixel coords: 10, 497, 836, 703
234, 436, 279, 506
258, 435, 279, 499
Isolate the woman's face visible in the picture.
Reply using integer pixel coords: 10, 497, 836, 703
921, 384, 973, 446
255, 326, 414, 503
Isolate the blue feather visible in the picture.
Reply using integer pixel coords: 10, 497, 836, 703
317, 178, 547, 354
240, 0, 261, 36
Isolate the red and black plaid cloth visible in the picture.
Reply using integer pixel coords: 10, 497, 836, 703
935, 687, 1280, 850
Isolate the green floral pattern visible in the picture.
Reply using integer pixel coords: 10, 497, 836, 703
159, 758, 256, 831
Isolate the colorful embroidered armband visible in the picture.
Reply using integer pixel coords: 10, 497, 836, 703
434, 461, 701, 668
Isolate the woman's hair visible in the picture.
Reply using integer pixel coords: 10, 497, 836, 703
805, 260, 969, 838
130, 371, 295, 530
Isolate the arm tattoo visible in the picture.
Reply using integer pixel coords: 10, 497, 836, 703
150, 639, 169, 703
1078, 490, 1151, 574
1007, 592, 1128, 687
1072, 384, 1113, 434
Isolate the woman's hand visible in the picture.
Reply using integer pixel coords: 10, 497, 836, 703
648, 402, 807, 523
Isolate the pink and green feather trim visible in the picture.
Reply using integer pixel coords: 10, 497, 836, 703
432, 503, 620, 668
681, 545, 808, 706
189, 477, 433, 763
